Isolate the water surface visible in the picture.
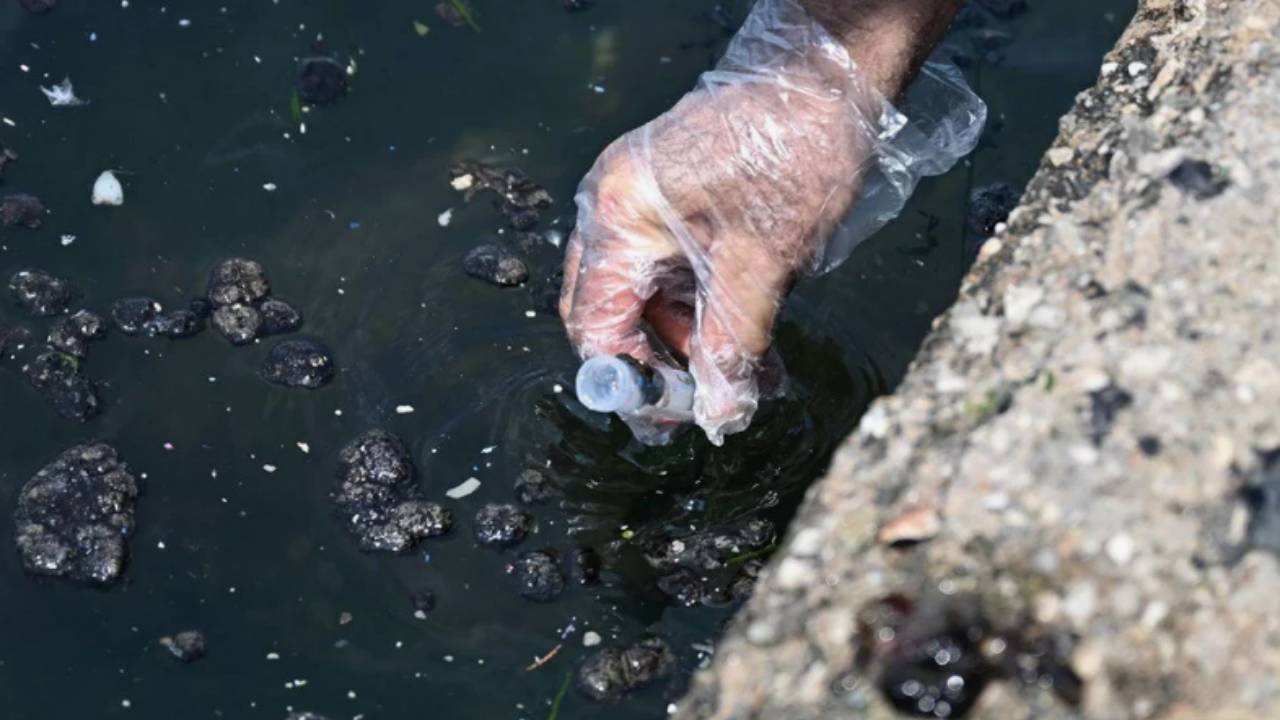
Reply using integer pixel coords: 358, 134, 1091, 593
0, 1, 1132, 718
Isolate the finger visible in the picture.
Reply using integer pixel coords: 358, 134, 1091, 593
558, 228, 585, 323
688, 239, 791, 443
643, 290, 694, 359
563, 239, 661, 362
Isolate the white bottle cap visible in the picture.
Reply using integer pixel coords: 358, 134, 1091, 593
576, 356, 645, 414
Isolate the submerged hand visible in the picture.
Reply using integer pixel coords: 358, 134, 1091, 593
559, 0, 974, 445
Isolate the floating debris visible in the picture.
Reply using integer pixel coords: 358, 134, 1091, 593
159, 631, 207, 663
40, 77, 88, 107
445, 477, 481, 499
92, 170, 124, 206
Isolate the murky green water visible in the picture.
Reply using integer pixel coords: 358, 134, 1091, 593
1, 2, 1131, 718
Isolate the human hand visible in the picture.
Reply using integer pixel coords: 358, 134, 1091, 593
560, 0, 983, 445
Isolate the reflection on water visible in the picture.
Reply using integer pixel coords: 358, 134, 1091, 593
0, 1, 1131, 718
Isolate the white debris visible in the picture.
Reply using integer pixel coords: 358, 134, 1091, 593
92, 170, 125, 206
445, 477, 482, 499
263, 464, 277, 473
395, 404, 415, 414
437, 208, 453, 227
296, 442, 311, 454
583, 631, 602, 647
480, 445, 497, 454
60, 234, 76, 246
450, 174, 474, 191
262, 182, 278, 192
544, 229, 565, 248
40, 77, 88, 107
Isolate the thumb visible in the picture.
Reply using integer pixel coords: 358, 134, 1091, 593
687, 239, 789, 444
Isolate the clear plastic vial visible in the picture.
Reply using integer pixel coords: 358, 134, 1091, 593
575, 355, 695, 422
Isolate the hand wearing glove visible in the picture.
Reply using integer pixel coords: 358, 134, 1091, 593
561, 0, 983, 445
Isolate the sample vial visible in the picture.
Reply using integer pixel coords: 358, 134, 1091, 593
575, 355, 695, 422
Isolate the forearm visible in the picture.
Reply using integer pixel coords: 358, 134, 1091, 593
798, 0, 963, 96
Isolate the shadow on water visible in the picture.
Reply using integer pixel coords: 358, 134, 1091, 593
0, 1, 1133, 718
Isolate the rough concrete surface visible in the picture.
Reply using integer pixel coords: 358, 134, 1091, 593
678, 0, 1280, 718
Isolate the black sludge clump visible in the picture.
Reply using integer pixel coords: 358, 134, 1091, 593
261, 338, 335, 389
334, 430, 452, 553
24, 350, 100, 421
463, 244, 529, 287
259, 298, 303, 335
14, 443, 139, 585
18, 0, 58, 13
297, 56, 348, 105
211, 303, 262, 345
473, 503, 532, 547
510, 550, 566, 602
1, 194, 44, 228
643, 517, 776, 607
967, 183, 1020, 236
207, 258, 270, 307
514, 468, 559, 505
577, 637, 675, 702
9, 269, 75, 317
571, 547, 602, 586
159, 630, 207, 663
110, 297, 163, 335
144, 309, 204, 339
47, 310, 106, 358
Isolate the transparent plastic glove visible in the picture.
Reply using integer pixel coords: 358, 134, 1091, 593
561, 0, 985, 446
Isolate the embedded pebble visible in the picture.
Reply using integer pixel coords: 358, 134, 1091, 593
261, 338, 335, 389
473, 503, 532, 547
13, 443, 138, 585
463, 244, 529, 287
9, 270, 75, 317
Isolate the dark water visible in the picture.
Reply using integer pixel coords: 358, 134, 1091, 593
0, 2, 1131, 719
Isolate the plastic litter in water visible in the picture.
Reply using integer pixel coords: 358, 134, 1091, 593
40, 77, 88, 107
92, 171, 124, 206
437, 208, 453, 227
445, 477, 481, 499
395, 405, 414, 414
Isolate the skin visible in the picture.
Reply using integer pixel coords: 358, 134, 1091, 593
560, 0, 965, 442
